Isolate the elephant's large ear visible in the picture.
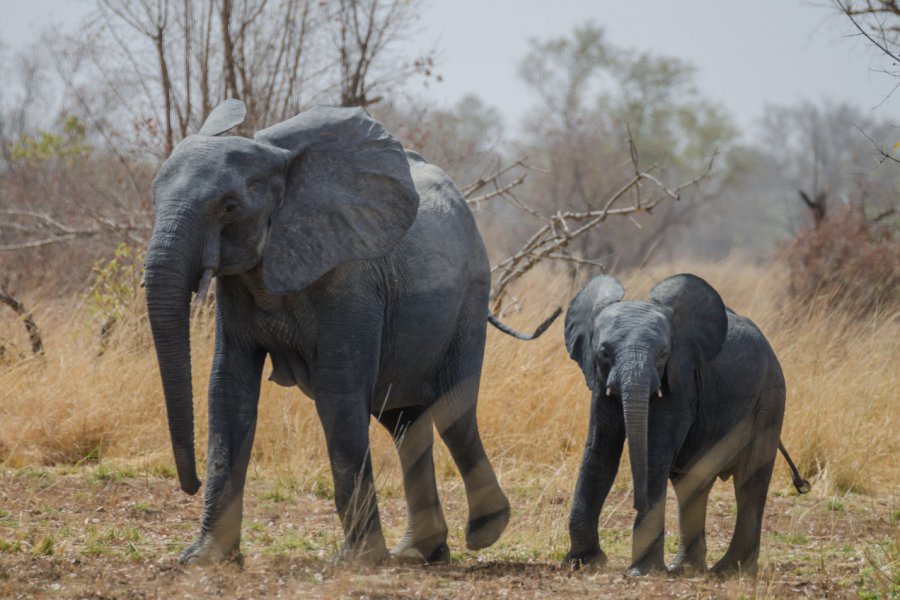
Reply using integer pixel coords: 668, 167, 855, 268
649, 274, 727, 396
565, 275, 625, 391
255, 106, 419, 294
198, 99, 246, 136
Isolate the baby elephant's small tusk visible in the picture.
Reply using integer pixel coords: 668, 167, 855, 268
657, 389, 663, 398
606, 387, 612, 397
195, 268, 215, 305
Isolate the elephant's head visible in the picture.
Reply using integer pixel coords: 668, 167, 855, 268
564, 274, 727, 511
143, 99, 419, 494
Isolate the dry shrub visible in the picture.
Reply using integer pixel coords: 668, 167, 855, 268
779, 205, 900, 316
0, 260, 896, 505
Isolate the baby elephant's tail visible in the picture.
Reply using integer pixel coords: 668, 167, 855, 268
488, 308, 562, 341
779, 441, 811, 494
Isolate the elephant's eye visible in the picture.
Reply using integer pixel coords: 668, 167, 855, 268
219, 198, 241, 221
657, 349, 669, 364
598, 346, 612, 363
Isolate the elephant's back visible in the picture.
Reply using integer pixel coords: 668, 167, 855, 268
397, 152, 489, 287
707, 310, 785, 410
373, 153, 490, 403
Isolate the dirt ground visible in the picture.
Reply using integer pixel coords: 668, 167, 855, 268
0, 468, 896, 599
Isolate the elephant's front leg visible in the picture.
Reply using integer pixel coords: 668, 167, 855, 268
564, 394, 624, 569
314, 369, 388, 564
180, 330, 265, 565
628, 392, 693, 576
628, 461, 670, 575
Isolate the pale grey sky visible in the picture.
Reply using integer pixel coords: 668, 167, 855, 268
1, 0, 897, 138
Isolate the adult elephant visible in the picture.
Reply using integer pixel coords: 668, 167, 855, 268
143, 100, 558, 566
562, 274, 808, 576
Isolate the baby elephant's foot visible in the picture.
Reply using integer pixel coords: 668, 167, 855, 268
390, 534, 451, 565
465, 500, 510, 550
668, 550, 707, 575
563, 547, 608, 570
178, 538, 242, 567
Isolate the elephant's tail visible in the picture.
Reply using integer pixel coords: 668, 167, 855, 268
779, 441, 811, 494
487, 307, 562, 341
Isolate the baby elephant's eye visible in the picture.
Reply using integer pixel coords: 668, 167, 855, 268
220, 198, 241, 221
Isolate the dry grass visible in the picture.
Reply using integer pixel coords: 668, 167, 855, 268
0, 259, 897, 597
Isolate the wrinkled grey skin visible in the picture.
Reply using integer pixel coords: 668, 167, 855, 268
144, 100, 511, 566
563, 274, 785, 577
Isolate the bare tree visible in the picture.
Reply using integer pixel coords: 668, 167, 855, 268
838, 0, 900, 77
331, 0, 433, 107
99, 0, 176, 154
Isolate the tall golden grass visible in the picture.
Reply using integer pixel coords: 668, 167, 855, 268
0, 259, 896, 507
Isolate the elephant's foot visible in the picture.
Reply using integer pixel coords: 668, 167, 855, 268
178, 537, 243, 567
626, 557, 667, 577
711, 556, 757, 578
667, 547, 707, 575
465, 496, 510, 550
338, 532, 390, 565
390, 532, 451, 565
562, 547, 608, 570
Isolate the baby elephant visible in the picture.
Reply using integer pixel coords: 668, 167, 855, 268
563, 273, 803, 576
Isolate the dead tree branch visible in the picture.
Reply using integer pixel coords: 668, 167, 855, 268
0, 285, 44, 355
486, 152, 717, 312
0, 210, 149, 252
838, 0, 900, 67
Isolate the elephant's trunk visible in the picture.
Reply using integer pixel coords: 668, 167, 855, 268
621, 382, 651, 512
144, 209, 206, 495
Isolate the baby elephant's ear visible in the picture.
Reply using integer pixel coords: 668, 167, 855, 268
255, 106, 419, 294
198, 99, 246, 136
649, 274, 727, 395
565, 275, 625, 391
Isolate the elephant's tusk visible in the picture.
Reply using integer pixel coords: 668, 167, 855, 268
195, 268, 214, 305
606, 387, 612, 397
657, 389, 663, 398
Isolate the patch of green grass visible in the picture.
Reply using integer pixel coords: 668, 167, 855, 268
32, 535, 54, 556
145, 463, 176, 479
890, 509, 900, 527
83, 527, 108, 557
248, 521, 266, 533
124, 541, 145, 561
130, 502, 154, 513
0, 539, 22, 553
93, 462, 138, 482
826, 499, 845, 512
309, 473, 334, 500
20, 468, 52, 480
264, 482, 291, 503
262, 530, 323, 556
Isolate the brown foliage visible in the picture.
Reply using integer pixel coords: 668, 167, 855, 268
779, 205, 900, 316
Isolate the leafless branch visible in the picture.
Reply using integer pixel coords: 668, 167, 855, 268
487, 151, 717, 312
839, 0, 900, 65
0, 210, 150, 252
0, 285, 44, 355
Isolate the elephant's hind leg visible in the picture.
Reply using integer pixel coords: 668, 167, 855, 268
712, 457, 774, 577
376, 406, 450, 564
431, 325, 509, 550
